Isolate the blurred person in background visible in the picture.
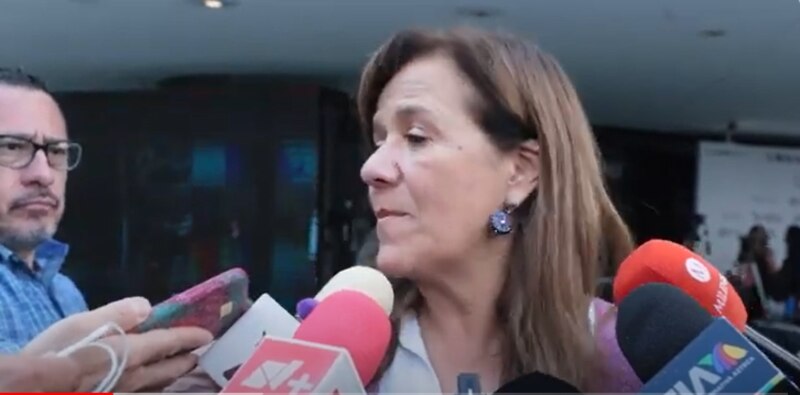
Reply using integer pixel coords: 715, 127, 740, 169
748, 225, 783, 301
735, 224, 793, 320
782, 225, 800, 318
356, 27, 636, 393
735, 235, 766, 320
681, 214, 710, 256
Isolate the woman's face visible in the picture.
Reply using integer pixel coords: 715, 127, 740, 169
360, 54, 537, 278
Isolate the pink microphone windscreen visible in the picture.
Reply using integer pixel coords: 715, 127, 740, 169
293, 289, 391, 384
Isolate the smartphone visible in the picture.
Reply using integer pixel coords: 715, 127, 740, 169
132, 267, 250, 338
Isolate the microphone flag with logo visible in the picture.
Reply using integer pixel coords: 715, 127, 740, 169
617, 283, 787, 394
221, 289, 392, 394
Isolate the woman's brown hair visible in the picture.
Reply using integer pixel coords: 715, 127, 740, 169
356, 27, 634, 390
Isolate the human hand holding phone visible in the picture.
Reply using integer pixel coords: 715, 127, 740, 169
132, 268, 250, 338
22, 297, 212, 392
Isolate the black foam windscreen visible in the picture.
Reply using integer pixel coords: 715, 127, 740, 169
495, 371, 581, 394
615, 282, 715, 382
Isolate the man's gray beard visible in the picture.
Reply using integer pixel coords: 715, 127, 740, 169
0, 226, 54, 253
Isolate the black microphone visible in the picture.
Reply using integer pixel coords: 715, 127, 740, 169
494, 372, 580, 394
616, 283, 799, 394
745, 325, 800, 385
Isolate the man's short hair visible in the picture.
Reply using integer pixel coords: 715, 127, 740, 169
0, 68, 49, 93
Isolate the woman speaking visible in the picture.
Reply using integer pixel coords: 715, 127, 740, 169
356, 27, 636, 393
166, 26, 640, 394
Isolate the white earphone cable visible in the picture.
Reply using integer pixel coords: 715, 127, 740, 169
55, 322, 129, 392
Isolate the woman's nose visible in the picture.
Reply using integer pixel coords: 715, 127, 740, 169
360, 145, 401, 188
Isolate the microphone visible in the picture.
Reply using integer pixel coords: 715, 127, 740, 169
744, 325, 800, 382
199, 292, 300, 387
222, 289, 392, 394
204, 265, 394, 387
617, 282, 794, 394
494, 372, 581, 393
297, 266, 394, 319
613, 239, 747, 330
613, 239, 800, 383
293, 289, 391, 384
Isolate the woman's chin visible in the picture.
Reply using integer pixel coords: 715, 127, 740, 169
376, 247, 415, 278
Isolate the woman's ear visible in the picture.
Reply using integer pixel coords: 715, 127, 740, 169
506, 139, 540, 205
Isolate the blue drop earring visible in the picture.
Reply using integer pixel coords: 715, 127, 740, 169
489, 205, 515, 235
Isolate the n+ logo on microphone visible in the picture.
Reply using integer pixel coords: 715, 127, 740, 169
287, 373, 314, 394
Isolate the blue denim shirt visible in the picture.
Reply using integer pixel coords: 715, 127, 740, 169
0, 239, 88, 353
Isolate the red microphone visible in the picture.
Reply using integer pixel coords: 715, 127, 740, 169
613, 239, 747, 331
222, 289, 391, 394
293, 289, 391, 384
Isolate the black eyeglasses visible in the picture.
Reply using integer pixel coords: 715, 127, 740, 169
0, 135, 82, 171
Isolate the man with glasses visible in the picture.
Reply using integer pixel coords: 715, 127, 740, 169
0, 68, 214, 391
0, 68, 87, 353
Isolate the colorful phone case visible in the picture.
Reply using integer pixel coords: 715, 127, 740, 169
132, 267, 249, 338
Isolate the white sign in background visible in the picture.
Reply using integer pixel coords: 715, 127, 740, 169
696, 141, 800, 274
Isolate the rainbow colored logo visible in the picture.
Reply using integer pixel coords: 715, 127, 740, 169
697, 343, 748, 374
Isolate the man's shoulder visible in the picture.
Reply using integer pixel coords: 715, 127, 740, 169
51, 272, 88, 313
52, 271, 80, 290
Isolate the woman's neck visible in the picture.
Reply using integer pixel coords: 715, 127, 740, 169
415, 260, 507, 394
418, 288, 499, 344
415, 251, 508, 352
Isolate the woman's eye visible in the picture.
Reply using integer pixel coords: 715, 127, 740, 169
404, 126, 429, 145
405, 134, 427, 145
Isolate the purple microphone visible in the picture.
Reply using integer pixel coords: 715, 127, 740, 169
296, 297, 318, 320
